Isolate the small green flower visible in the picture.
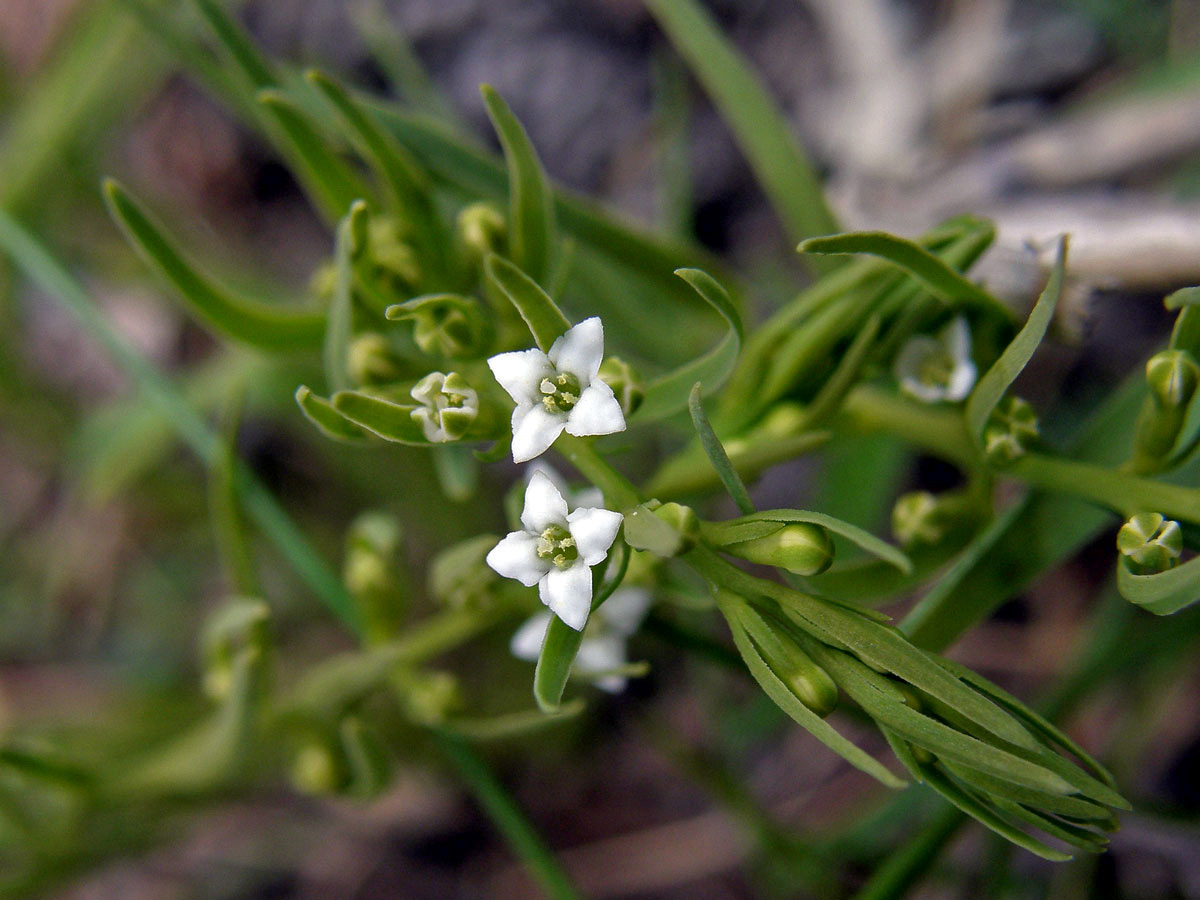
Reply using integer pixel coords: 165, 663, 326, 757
1118, 512, 1183, 575
983, 395, 1039, 464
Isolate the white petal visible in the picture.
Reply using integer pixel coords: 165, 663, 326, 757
564, 380, 626, 437
509, 612, 553, 662
567, 507, 623, 566
575, 635, 625, 675
894, 336, 946, 403
598, 587, 652, 635
539, 564, 592, 631
945, 358, 978, 402
521, 469, 569, 532
511, 405, 566, 463
488, 348, 553, 404
486, 532, 549, 586
411, 371, 447, 406
548, 317, 604, 381
411, 407, 447, 442
941, 316, 972, 363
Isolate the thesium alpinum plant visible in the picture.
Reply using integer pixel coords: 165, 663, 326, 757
3, 1, 1200, 897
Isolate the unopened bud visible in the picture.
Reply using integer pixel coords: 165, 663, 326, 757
1117, 512, 1183, 575
201, 600, 270, 702
780, 645, 839, 717
1147, 350, 1200, 408
457, 202, 507, 263
650, 501, 700, 552
430, 535, 500, 609
399, 670, 462, 726
722, 523, 834, 575
368, 217, 421, 287
344, 512, 407, 642
387, 294, 487, 358
289, 736, 345, 795
598, 357, 644, 417
348, 333, 403, 386
892, 490, 974, 548
983, 395, 1038, 465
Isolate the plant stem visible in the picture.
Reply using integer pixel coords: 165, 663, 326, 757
837, 386, 976, 467
554, 434, 642, 510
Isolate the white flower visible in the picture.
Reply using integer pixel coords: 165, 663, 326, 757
524, 460, 604, 512
485, 470, 623, 630
510, 587, 652, 693
410, 371, 479, 442
894, 316, 977, 403
487, 317, 626, 463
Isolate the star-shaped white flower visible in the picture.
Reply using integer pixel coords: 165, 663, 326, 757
894, 316, 977, 403
510, 587, 651, 693
485, 470, 623, 630
487, 317, 626, 463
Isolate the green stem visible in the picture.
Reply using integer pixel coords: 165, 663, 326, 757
837, 386, 977, 467
430, 730, 585, 900
849, 806, 964, 900
554, 434, 642, 510
1007, 452, 1200, 522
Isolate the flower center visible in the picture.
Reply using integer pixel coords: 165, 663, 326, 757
540, 371, 582, 414
918, 349, 955, 388
536, 523, 578, 569
441, 391, 468, 410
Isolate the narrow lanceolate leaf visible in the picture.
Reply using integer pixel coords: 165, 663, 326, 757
324, 204, 360, 393
306, 69, 444, 264
257, 89, 373, 224
721, 603, 905, 788
483, 253, 571, 351
689, 383, 755, 515
481, 84, 557, 283
799, 232, 1012, 320
191, 0, 276, 90
965, 238, 1067, 446
1117, 554, 1200, 615
643, 0, 838, 247
705, 510, 911, 574
633, 269, 744, 422
533, 616, 587, 713
295, 386, 372, 443
331, 390, 431, 444
103, 180, 326, 351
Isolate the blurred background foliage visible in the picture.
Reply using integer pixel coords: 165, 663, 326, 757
3, 0, 1200, 898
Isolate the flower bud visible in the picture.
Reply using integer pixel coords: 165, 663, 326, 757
598, 356, 645, 417
367, 216, 421, 288
344, 512, 407, 643
289, 735, 345, 795
410, 371, 479, 442
891, 490, 974, 549
723, 522, 834, 575
387, 294, 488, 359
650, 501, 700, 553
348, 333, 403, 386
456, 202, 507, 263
983, 395, 1039, 465
1117, 512, 1183, 575
201, 600, 270, 702
1147, 350, 1200, 408
778, 644, 839, 717
429, 534, 500, 609
398, 670, 462, 726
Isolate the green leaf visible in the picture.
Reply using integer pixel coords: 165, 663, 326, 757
798, 314, 882, 429
643, 0, 838, 249
706, 509, 911, 574
481, 84, 557, 283
1165, 285, 1200, 310
483, 253, 571, 351
799, 231, 1012, 319
633, 268, 744, 422
688, 383, 755, 515
938, 760, 1112, 822
324, 203, 361, 393
720, 601, 906, 788
965, 238, 1067, 446
331, 390, 432, 444
191, 0, 276, 90
433, 444, 479, 502
1117, 554, 1200, 614
533, 616, 587, 713
208, 395, 261, 596
306, 69, 444, 266
295, 386, 372, 443
103, 180, 326, 351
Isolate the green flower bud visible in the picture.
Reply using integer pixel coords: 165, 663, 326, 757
891, 490, 975, 549
650, 501, 700, 553
201, 599, 270, 702
779, 644, 839, 717
387, 294, 488, 359
456, 202, 507, 263
983, 395, 1039, 465
344, 512, 407, 643
410, 371, 479, 442
429, 534, 500, 609
1117, 512, 1183, 575
1147, 350, 1200, 408
348, 333, 403, 386
598, 356, 645, 417
723, 523, 834, 576
367, 216, 421, 288
289, 735, 346, 795
398, 670, 462, 726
